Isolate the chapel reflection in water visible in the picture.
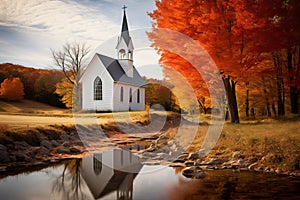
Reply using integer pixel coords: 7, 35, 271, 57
54, 148, 143, 200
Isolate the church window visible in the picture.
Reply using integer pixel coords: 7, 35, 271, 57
93, 153, 102, 175
137, 89, 140, 103
120, 87, 124, 102
128, 51, 133, 60
119, 49, 126, 59
129, 88, 132, 103
94, 77, 102, 100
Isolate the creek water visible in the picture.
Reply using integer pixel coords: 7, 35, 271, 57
0, 150, 299, 200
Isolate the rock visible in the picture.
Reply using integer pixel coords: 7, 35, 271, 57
206, 158, 229, 165
188, 152, 199, 160
275, 168, 282, 175
51, 140, 60, 147
0, 150, 10, 163
173, 159, 186, 163
254, 166, 264, 172
60, 134, 70, 141
62, 142, 71, 147
194, 171, 208, 179
14, 141, 29, 150
232, 151, 244, 160
198, 149, 206, 158
182, 166, 198, 178
0, 144, 7, 151
40, 140, 52, 149
39, 146, 51, 156
177, 153, 189, 161
73, 140, 83, 146
184, 161, 195, 167
182, 166, 206, 179
14, 152, 31, 162
169, 163, 185, 168
56, 147, 70, 154
155, 137, 168, 148
236, 159, 250, 168
143, 152, 157, 158
0, 166, 7, 172
248, 162, 258, 171
248, 157, 259, 163
70, 147, 81, 154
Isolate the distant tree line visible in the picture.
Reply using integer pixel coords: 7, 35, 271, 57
0, 63, 65, 107
0, 63, 178, 111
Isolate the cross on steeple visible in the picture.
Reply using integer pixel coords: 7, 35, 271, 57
122, 5, 127, 12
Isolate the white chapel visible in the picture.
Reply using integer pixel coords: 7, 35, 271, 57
80, 7, 146, 112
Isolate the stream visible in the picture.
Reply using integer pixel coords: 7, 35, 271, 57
0, 149, 300, 200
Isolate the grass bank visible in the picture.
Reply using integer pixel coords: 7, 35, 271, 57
177, 118, 300, 172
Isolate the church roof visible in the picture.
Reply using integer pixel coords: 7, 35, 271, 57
120, 10, 131, 45
96, 54, 146, 87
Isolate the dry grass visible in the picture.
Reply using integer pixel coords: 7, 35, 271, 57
0, 125, 75, 146
182, 119, 300, 171
0, 99, 70, 115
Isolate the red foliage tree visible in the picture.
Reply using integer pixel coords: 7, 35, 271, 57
148, 0, 300, 121
0, 77, 24, 101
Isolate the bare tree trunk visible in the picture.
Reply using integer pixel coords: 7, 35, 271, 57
288, 47, 299, 114
223, 76, 240, 123
272, 103, 276, 117
245, 88, 249, 119
273, 52, 285, 116
262, 77, 272, 117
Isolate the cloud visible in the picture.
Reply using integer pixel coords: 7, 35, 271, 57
0, 0, 161, 78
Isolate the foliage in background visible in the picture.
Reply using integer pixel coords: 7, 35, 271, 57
0, 63, 64, 107
55, 77, 74, 109
0, 77, 24, 101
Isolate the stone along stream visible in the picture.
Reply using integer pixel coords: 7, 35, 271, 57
0, 149, 300, 200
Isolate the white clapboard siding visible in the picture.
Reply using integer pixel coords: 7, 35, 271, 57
113, 83, 145, 111
81, 55, 114, 111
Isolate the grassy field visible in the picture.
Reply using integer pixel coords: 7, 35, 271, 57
0, 100, 152, 129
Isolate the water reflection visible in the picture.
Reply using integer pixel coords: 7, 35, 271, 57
52, 159, 92, 200
81, 149, 142, 200
0, 149, 300, 200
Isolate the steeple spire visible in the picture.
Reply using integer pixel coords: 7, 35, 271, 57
121, 5, 130, 45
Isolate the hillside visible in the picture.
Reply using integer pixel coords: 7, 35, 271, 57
0, 99, 69, 115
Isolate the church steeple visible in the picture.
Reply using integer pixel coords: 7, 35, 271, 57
119, 5, 131, 47
121, 5, 129, 32
116, 5, 134, 77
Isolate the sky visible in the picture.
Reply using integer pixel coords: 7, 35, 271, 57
0, 0, 163, 79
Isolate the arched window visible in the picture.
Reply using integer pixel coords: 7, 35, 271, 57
137, 89, 140, 103
94, 77, 102, 100
129, 88, 132, 103
93, 153, 102, 175
121, 150, 124, 166
128, 51, 133, 60
120, 87, 124, 102
119, 49, 126, 59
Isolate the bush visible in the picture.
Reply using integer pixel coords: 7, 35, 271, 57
0, 78, 24, 101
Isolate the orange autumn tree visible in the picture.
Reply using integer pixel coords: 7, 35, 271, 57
148, 0, 294, 122
0, 77, 24, 101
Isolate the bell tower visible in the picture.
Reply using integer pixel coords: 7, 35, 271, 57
116, 5, 134, 77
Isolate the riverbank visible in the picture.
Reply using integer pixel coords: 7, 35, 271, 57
0, 113, 299, 178
138, 116, 300, 177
